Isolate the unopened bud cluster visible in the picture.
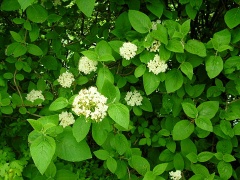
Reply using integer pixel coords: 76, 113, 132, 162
125, 90, 143, 106
169, 170, 182, 180
119, 42, 138, 60
57, 72, 75, 88
147, 54, 168, 75
72, 86, 108, 122
26, 89, 45, 103
59, 111, 75, 128
78, 56, 98, 74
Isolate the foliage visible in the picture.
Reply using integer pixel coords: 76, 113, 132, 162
1, 0, 240, 179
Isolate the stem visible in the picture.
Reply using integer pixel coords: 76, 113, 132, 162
27, 111, 42, 118
13, 69, 24, 106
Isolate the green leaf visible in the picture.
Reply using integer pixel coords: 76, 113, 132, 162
76, 0, 95, 17
181, 138, 197, 156
30, 135, 56, 174
44, 162, 56, 178
29, 24, 40, 42
143, 71, 161, 95
166, 39, 184, 53
115, 160, 128, 179
143, 171, 157, 180
191, 164, 210, 177
197, 101, 219, 119
129, 155, 150, 176
47, 14, 62, 23
115, 134, 129, 155
49, 97, 68, 111
26, 4, 48, 23
165, 69, 183, 93
186, 152, 198, 163
216, 140, 232, 154
152, 163, 168, 176
27, 119, 43, 131
146, 0, 164, 18
223, 154, 236, 162
92, 118, 111, 145
159, 45, 171, 60
56, 129, 92, 161
172, 120, 194, 140
185, 40, 206, 57
174, 153, 184, 170
135, 64, 146, 78
181, 19, 191, 35
24, 20, 31, 30
96, 67, 114, 90
224, 8, 240, 29
6, 42, 27, 57
72, 116, 91, 142
205, 56, 223, 79
213, 29, 231, 46
19, 107, 27, 114
27, 44, 43, 56
38, 115, 59, 126
180, 62, 193, 80
140, 97, 153, 112
95, 40, 113, 60
1, 106, 13, 114
198, 152, 214, 162
234, 122, 240, 135
93, 149, 109, 160
107, 157, 117, 173
40, 56, 58, 70
18, 0, 35, 11
150, 25, 168, 44
128, 10, 152, 33
220, 120, 234, 137
1, 0, 20, 11
10, 31, 23, 43
217, 161, 232, 180
55, 169, 78, 180
186, 3, 197, 19
181, 102, 198, 118
195, 117, 213, 132
108, 103, 130, 129
100, 80, 120, 103
3, 72, 13, 79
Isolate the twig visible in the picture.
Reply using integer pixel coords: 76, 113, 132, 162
13, 69, 24, 106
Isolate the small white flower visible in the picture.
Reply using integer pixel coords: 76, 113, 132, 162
146, 40, 161, 52
26, 89, 45, 103
78, 56, 98, 74
59, 111, 75, 128
151, 20, 161, 30
169, 170, 182, 180
125, 90, 143, 106
147, 54, 168, 75
119, 42, 138, 60
72, 86, 108, 122
57, 72, 75, 88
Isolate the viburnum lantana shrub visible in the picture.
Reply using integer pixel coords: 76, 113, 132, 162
1, 0, 240, 179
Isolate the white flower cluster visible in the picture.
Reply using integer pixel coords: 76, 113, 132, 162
78, 56, 98, 74
26, 89, 45, 103
119, 42, 138, 60
152, 20, 161, 30
59, 111, 75, 128
72, 86, 108, 122
147, 54, 168, 75
169, 170, 182, 180
125, 90, 143, 106
146, 40, 161, 52
57, 72, 75, 88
